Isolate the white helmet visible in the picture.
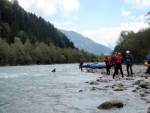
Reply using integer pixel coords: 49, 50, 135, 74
126, 51, 130, 54
105, 54, 108, 56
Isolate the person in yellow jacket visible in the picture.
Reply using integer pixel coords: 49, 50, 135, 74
144, 61, 149, 67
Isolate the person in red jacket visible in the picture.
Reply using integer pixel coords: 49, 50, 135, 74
104, 54, 111, 75
112, 52, 124, 79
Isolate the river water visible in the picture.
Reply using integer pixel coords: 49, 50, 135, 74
0, 64, 149, 113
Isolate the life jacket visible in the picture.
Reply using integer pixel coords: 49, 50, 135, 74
115, 55, 122, 64
104, 57, 110, 65
126, 54, 131, 62
111, 55, 116, 64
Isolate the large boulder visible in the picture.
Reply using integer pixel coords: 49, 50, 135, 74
97, 101, 113, 109
97, 100, 123, 109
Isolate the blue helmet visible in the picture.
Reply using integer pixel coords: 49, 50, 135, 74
114, 52, 117, 54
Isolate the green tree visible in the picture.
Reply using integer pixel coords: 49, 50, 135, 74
0, 38, 10, 65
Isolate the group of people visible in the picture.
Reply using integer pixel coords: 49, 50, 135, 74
104, 50, 134, 79
79, 50, 150, 79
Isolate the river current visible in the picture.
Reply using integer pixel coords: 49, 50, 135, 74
0, 64, 149, 113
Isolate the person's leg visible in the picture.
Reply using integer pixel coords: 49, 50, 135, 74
119, 64, 124, 77
106, 65, 108, 74
146, 66, 150, 73
126, 64, 130, 76
130, 64, 133, 76
108, 65, 110, 75
106, 65, 110, 74
113, 64, 118, 79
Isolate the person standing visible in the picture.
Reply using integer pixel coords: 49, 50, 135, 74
110, 52, 117, 74
145, 51, 150, 74
110, 52, 117, 67
113, 52, 124, 79
79, 59, 83, 71
125, 50, 134, 77
104, 54, 111, 75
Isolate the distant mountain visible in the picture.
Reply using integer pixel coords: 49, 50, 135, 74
60, 30, 112, 55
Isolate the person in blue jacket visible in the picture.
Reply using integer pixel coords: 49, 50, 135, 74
145, 51, 150, 74
125, 50, 134, 77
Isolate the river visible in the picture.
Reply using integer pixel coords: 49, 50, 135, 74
0, 64, 149, 113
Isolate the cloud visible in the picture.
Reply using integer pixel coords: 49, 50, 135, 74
121, 10, 130, 16
124, 0, 150, 9
15, 0, 79, 17
81, 22, 149, 49
58, 0, 80, 17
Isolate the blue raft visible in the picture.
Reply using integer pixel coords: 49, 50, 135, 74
82, 63, 106, 69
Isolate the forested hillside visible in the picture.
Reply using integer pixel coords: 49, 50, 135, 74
0, 0, 103, 65
113, 27, 150, 63
0, 0, 75, 48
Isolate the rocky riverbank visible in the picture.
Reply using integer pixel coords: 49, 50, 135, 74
82, 65, 150, 113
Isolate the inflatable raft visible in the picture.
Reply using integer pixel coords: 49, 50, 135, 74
82, 63, 106, 69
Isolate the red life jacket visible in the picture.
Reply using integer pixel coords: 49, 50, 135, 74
104, 57, 110, 65
115, 55, 122, 64
111, 55, 117, 64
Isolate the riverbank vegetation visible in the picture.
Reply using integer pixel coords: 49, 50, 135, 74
113, 26, 150, 63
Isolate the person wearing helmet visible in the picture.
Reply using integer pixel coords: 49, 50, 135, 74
125, 50, 134, 77
110, 52, 117, 67
112, 52, 124, 79
104, 54, 111, 75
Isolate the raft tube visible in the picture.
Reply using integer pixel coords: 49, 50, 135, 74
82, 63, 106, 69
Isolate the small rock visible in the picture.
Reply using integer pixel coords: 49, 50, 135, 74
114, 88, 124, 91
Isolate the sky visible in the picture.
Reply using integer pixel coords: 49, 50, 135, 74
9, 0, 150, 49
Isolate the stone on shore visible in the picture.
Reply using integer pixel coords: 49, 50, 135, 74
97, 100, 123, 109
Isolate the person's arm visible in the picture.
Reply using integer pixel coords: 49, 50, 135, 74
130, 55, 134, 64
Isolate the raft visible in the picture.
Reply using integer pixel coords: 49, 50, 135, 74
82, 63, 106, 69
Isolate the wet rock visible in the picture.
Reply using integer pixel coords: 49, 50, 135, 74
104, 85, 110, 88
111, 100, 124, 108
79, 90, 83, 92
91, 87, 97, 90
97, 100, 123, 109
90, 81, 99, 85
97, 101, 113, 109
146, 101, 150, 103
139, 82, 150, 88
145, 75, 150, 79
144, 90, 150, 94
126, 77, 135, 80
132, 89, 137, 92
136, 86, 141, 90
140, 93, 147, 97
146, 86, 150, 89
112, 81, 123, 87
98, 79, 109, 83
114, 88, 124, 91
132, 80, 144, 85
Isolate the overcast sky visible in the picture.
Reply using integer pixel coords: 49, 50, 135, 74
9, 0, 150, 49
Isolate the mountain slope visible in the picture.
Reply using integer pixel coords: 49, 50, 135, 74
60, 30, 112, 55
